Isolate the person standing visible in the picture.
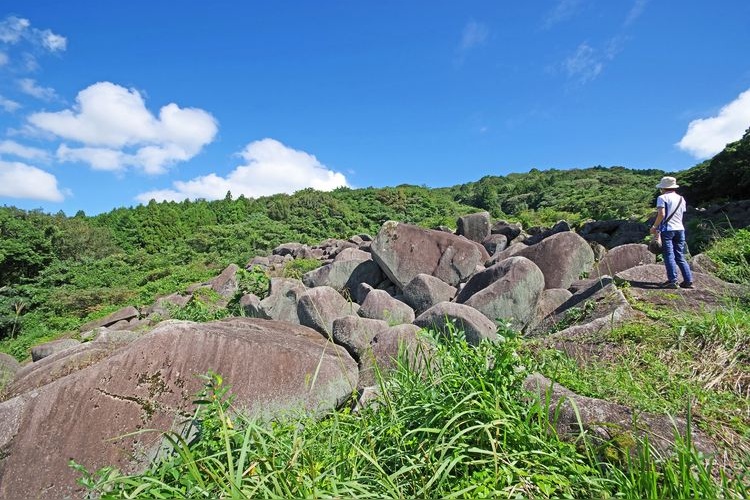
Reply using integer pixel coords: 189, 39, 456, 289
649, 176, 694, 289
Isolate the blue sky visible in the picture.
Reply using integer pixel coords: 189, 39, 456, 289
1, 1, 749, 215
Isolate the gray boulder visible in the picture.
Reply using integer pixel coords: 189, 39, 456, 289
457, 256, 545, 330
30, 338, 81, 362
402, 274, 457, 315
0, 318, 358, 500
297, 286, 360, 337
210, 263, 240, 298
259, 278, 307, 324
482, 233, 508, 255
523, 373, 715, 457
515, 231, 594, 289
414, 301, 498, 346
526, 288, 573, 332
79, 305, 140, 333
0, 353, 20, 394
456, 211, 491, 243
371, 221, 485, 288
362, 324, 432, 387
490, 220, 522, 241
303, 250, 383, 302
358, 289, 415, 325
590, 243, 655, 279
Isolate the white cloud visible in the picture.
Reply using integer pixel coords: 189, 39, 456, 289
563, 43, 603, 83
0, 160, 64, 201
677, 88, 750, 158
0, 52, 7, 65
459, 21, 489, 51
0, 140, 50, 161
625, 0, 649, 26
28, 81, 218, 174
18, 78, 57, 101
57, 144, 126, 172
0, 94, 21, 112
543, 0, 584, 29
136, 138, 349, 203
40, 30, 66, 51
0, 16, 30, 44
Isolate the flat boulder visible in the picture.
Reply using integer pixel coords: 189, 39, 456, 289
79, 305, 140, 333
30, 338, 81, 362
523, 373, 715, 457
590, 243, 654, 279
371, 221, 485, 288
0, 318, 358, 500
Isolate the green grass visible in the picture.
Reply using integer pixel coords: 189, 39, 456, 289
74, 323, 748, 499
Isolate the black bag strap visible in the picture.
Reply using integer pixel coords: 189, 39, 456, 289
662, 196, 683, 227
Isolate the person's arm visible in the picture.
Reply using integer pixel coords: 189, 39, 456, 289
650, 207, 665, 234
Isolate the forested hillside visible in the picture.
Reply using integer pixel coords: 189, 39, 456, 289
1, 152, 747, 360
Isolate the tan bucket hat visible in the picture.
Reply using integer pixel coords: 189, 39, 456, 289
656, 176, 679, 189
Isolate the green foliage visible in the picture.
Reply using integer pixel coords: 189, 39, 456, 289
235, 266, 270, 299
281, 258, 320, 280
75, 323, 747, 498
705, 228, 750, 285
681, 127, 750, 205
169, 288, 230, 323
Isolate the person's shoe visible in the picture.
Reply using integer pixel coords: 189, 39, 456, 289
679, 281, 694, 289
662, 281, 679, 289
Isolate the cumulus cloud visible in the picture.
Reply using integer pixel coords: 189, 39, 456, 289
136, 138, 349, 203
677, 88, 750, 158
0, 140, 50, 161
0, 160, 64, 201
28, 81, 218, 174
18, 78, 57, 101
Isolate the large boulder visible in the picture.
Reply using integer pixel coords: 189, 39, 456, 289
5, 333, 138, 400
358, 289, 415, 325
362, 324, 432, 387
297, 286, 360, 337
514, 231, 594, 289
490, 220, 522, 241
303, 249, 383, 302
370, 221, 485, 288
414, 301, 498, 346
30, 338, 81, 362
457, 256, 545, 330
0, 353, 20, 394
402, 274, 457, 315
456, 211, 491, 243
523, 374, 715, 457
0, 318, 358, 500
79, 305, 140, 333
210, 263, 240, 299
259, 278, 307, 324
590, 244, 655, 279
